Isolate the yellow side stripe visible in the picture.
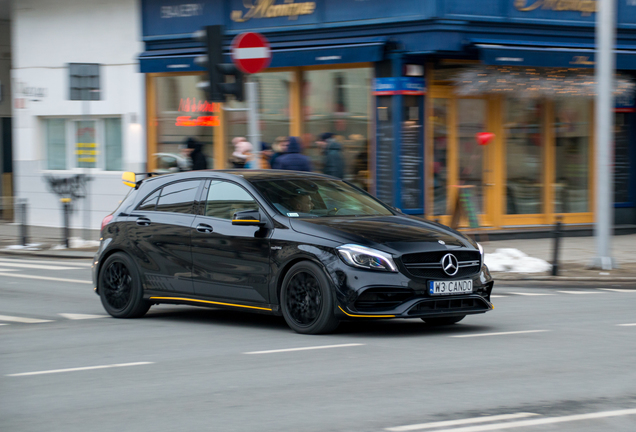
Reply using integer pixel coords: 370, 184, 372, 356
338, 306, 395, 318
149, 296, 272, 311
232, 219, 260, 222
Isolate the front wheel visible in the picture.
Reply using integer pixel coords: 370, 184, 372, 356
99, 252, 150, 318
422, 315, 466, 326
280, 261, 339, 334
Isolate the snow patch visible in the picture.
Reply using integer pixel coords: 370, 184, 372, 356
51, 238, 100, 250
2, 243, 44, 251
485, 248, 551, 273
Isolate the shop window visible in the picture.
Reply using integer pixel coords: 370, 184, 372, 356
303, 68, 372, 190
155, 75, 214, 169
554, 99, 590, 213
614, 113, 632, 204
458, 99, 486, 214
226, 71, 292, 167
505, 99, 544, 215
432, 99, 448, 215
44, 117, 123, 171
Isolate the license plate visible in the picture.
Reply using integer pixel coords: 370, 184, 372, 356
429, 280, 473, 295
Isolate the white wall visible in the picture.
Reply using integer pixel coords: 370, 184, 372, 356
12, 0, 146, 231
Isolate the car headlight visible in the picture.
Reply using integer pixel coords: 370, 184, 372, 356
337, 244, 398, 272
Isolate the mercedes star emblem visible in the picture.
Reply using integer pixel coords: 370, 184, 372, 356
441, 253, 459, 276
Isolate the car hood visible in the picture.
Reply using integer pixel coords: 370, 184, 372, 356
289, 215, 475, 254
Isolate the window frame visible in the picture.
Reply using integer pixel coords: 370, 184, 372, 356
43, 116, 124, 172
199, 179, 266, 222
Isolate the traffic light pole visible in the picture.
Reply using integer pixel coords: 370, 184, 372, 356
221, 79, 261, 169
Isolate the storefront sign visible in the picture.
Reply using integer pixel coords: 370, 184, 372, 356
615, 94, 636, 113
175, 116, 219, 127
231, 0, 316, 23
514, 0, 597, 16
160, 3, 204, 18
373, 77, 426, 96
176, 97, 220, 127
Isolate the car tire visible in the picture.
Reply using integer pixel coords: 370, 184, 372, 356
280, 261, 339, 335
422, 315, 466, 326
99, 252, 150, 318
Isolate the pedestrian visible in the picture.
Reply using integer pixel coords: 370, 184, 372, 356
184, 137, 208, 170
269, 136, 288, 169
271, 136, 312, 172
230, 138, 254, 169
260, 141, 273, 169
319, 132, 345, 178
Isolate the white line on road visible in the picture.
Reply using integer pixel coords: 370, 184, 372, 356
507, 292, 555, 296
451, 330, 550, 339
59, 313, 107, 320
557, 290, 602, 295
490, 295, 507, 298
0, 262, 85, 270
6, 362, 154, 377
0, 314, 53, 324
244, 343, 365, 355
0, 272, 92, 284
617, 323, 636, 327
413, 408, 636, 432
600, 288, 636, 293
386, 413, 539, 431
0, 257, 93, 267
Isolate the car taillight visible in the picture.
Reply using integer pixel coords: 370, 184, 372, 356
101, 214, 114, 231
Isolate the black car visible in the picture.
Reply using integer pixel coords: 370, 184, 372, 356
93, 170, 494, 334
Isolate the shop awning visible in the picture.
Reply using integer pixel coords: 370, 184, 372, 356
472, 39, 636, 70
139, 37, 387, 73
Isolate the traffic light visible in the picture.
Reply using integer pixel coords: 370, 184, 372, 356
194, 25, 244, 102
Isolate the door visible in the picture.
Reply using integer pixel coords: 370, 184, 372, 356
127, 179, 203, 294
191, 180, 271, 303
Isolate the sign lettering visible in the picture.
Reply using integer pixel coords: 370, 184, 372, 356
514, 0, 598, 16
231, 0, 316, 23
161, 3, 204, 18
570, 56, 595, 65
178, 97, 220, 113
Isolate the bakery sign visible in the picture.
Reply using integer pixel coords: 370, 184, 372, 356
514, 0, 597, 16
231, 0, 316, 23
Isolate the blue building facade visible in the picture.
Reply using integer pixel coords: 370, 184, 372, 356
141, 0, 636, 228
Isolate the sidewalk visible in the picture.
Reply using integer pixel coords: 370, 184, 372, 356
1, 223, 635, 282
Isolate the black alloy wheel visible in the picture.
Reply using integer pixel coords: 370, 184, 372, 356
281, 261, 339, 334
99, 252, 150, 318
422, 315, 466, 325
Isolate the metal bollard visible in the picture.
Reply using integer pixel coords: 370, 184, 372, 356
19, 200, 28, 246
551, 217, 563, 276
61, 198, 71, 249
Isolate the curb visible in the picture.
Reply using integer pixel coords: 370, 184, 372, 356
492, 273, 636, 283
0, 249, 97, 260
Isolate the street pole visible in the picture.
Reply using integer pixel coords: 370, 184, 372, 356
592, 0, 616, 269
83, 97, 91, 243
246, 80, 261, 169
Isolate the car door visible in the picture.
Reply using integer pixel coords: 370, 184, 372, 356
191, 179, 271, 303
127, 179, 203, 294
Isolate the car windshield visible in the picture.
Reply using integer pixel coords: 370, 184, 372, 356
251, 178, 394, 218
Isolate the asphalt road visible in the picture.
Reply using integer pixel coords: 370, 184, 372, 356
1, 256, 636, 432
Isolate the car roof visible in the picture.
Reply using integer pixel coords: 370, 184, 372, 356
142, 169, 336, 186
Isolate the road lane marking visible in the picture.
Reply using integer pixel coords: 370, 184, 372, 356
59, 313, 107, 320
418, 408, 636, 432
557, 290, 602, 295
0, 262, 85, 270
244, 343, 365, 355
0, 257, 93, 267
6, 362, 154, 377
451, 330, 550, 338
0, 272, 92, 284
617, 323, 636, 327
600, 288, 636, 293
0, 314, 53, 324
507, 292, 555, 296
386, 413, 539, 431
490, 295, 507, 298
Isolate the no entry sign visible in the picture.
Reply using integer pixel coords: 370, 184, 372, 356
231, 32, 271, 74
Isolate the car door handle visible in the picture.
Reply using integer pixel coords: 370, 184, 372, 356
196, 224, 214, 233
136, 218, 151, 226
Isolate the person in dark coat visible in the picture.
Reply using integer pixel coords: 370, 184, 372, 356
271, 136, 312, 172
185, 137, 208, 170
320, 132, 345, 179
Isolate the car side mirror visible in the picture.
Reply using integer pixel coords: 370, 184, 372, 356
232, 209, 265, 226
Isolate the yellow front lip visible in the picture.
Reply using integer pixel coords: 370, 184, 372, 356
149, 296, 272, 311
338, 306, 395, 318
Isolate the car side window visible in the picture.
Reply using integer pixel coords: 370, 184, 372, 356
205, 181, 258, 220
156, 180, 201, 214
137, 189, 160, 211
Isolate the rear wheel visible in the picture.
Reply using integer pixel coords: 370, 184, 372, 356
281, 261, 339, 334
422, 315, 466, 326
99, 252, 150, 318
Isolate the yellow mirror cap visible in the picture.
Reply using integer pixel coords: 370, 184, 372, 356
122, 172, 136, 187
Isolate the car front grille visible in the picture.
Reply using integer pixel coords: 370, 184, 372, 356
354, 288, 415, 312
400, 250, 481, 280
407, 296, 490, 315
